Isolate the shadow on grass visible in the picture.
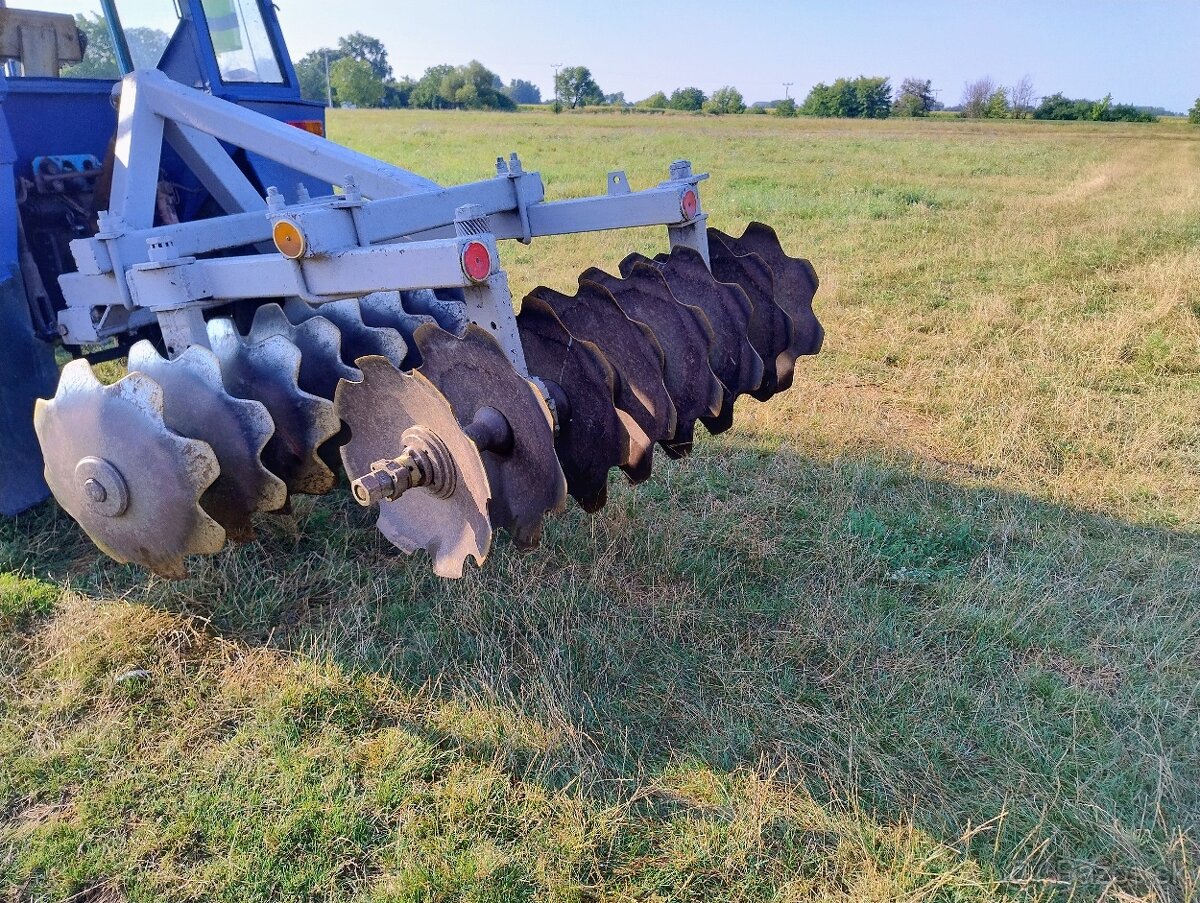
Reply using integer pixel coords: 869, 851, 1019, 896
2, 437, 1198, 899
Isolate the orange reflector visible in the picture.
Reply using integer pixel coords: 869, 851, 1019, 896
461, 241, 492, 282
273, 219, 306, 259
681, 188, 699, 220
286, 119, 325, 137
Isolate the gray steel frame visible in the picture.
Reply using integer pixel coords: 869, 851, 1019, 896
59, 71, 711, 377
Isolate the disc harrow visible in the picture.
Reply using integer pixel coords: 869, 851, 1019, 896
35, 219, 819, 579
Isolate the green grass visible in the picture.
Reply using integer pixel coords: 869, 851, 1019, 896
2, 110, 1199, 902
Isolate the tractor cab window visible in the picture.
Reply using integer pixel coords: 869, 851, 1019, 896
200, 0, 282, 84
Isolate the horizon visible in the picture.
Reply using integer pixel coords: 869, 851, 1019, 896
29, 0, 1199, 111
275, 0, 1198, 113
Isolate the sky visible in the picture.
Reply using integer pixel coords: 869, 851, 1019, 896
37, 0, 1200, 111
272, 0, 1200, 112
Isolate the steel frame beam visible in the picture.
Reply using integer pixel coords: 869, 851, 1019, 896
57, 70, 711, 352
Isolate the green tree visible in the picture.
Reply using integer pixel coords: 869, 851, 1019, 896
893, 77, 934, 117
62, 13, 169, 77
336, 32, 391, 81
410, 64, 455, 108
1190, 97, 1200, 124
408, 62, 513, 111
668, 87, 706, 111
1032, 92, 1154, 123
555, 66, 603, 108
801, 77, 888, 118
1090, 93, 1112, 121
704, 85, 745, 115
854, 76, 892, 118
329, 57, 384, 107
801, 82, 834, 116
774, 97, 798, 117
635, 91, 668, 109
294, 48, 342, 103
504, 79, 541, 104
382, 78, 415, 109
442, 61, 514, 110
984, 87, 1009, 119
830, 79, 861, 116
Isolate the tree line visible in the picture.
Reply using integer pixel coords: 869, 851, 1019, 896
294, 35, 538, 110
296, 32, 1188, 124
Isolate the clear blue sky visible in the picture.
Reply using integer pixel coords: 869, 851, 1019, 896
275, 0, 1200, 112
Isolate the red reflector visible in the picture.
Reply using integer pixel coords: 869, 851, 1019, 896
461, 241, 492, 282
681, 188, 699, 219
287, 119, 325, 137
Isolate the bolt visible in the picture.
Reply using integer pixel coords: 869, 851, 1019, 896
265, 186, 285, 211
351, 469, 393, 506
83, 478, 107, 504
669, 160, 693, 181
350, 452, 417, 506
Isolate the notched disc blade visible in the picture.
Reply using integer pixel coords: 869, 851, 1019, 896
358, 291, 436, 365
516, 301, 627, 513
710, 229, 796, 393
208, 318, 340, 496
527, 284, 673, 483
335, 356, 491, 578
582, 267, 721, 458
726, 222, 823, 357
637, 246, 765, 419
402, 288, 470, 336
415, 323, 566, 551
285, 298, 408, 370
128, 341, 286, 543
249, 303, 361, 398
708, 229, 795, 398
249, 303, 360, 476
33, 360, 224, 578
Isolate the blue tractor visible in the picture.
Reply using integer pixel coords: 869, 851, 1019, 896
1, 0, 822, 578
2, 0, 326, 515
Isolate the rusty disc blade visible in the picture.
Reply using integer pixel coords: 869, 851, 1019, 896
706, 231, 792, 401
526, 284, 674, 483
284, 298, 408, 370
207, 319, 341, 496
516, 299, 627, 512
581, 267, 721, 458
335, 356, 492, 578
724, 222, 823, 358
620, 250, 757, 435
640, 245, 765, 407
414, 323, 566, 551
128, 340, 286, 543
33, 360, 225, 578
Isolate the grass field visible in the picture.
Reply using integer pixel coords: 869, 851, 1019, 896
2, 109, 1199, 902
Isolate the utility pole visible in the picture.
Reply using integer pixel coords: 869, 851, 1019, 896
324, 51, 332, 108
783, 82, 793, 100
551, 63, 562, 104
